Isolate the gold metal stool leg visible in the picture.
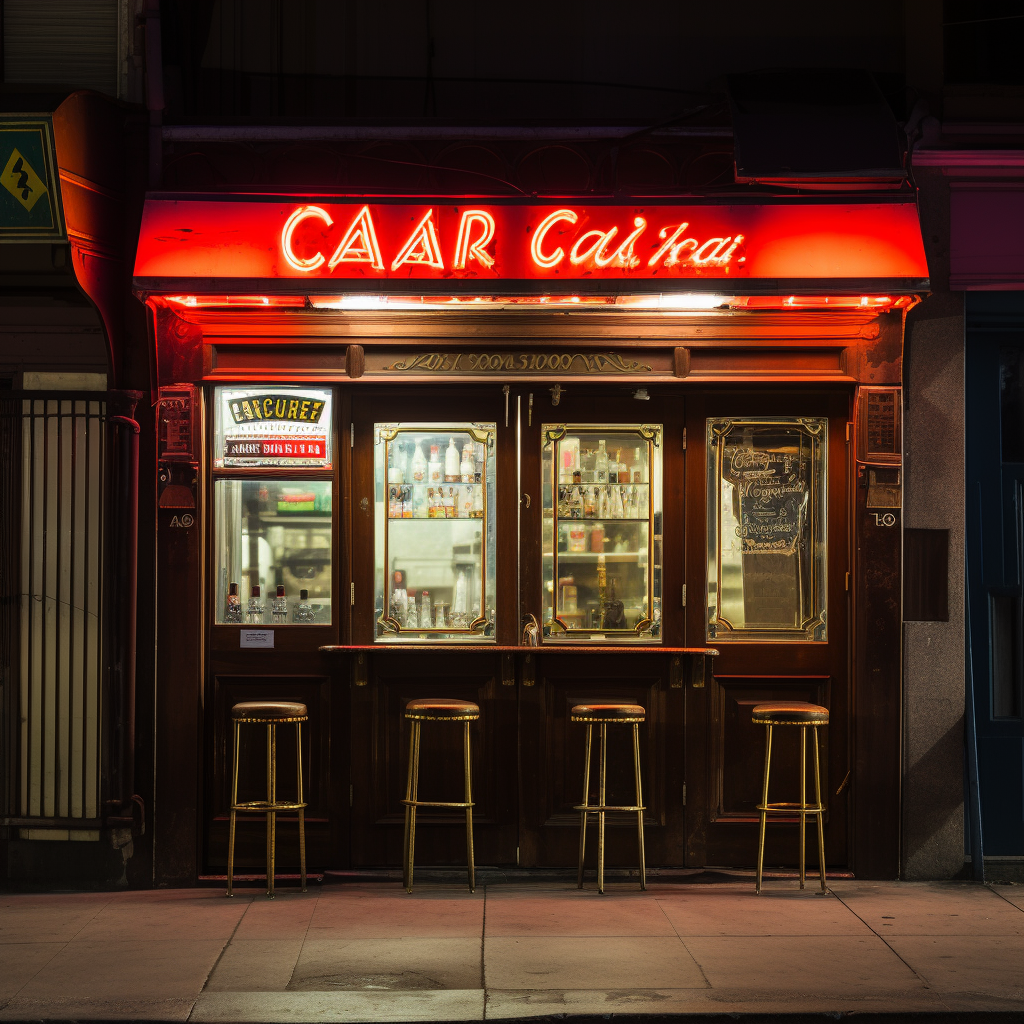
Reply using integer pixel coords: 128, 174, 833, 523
464, 720, 475, 893
799, 725, 807, 890
813, 725, 827, 893
406, 720, 422, 893
577, 724, 593, 889
597, 723, 607, 895
402, 719, 416, 890
633, 722, 646, 891
756, 723, 773, 895
296, 721, 307, 893
226, 720, 240, 897
266, 723, 277, 898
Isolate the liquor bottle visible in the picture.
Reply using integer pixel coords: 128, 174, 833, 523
598, 484, 609, 518
633, 447, 645, 483
445, 437, 460, 481
247, 585, 264, 624
460, 442, 475, 483
272, 584, 288, 624
627, 485, 639, 518
426, 486, 437, 518
570, 485, 584, 520
411, 442, 427, 482
453, 569, 468, 624
433, 488, 445, 518
388, 485, 397, 518
443, 486, 457, 518
595, 440, 609, 483
462, 485, 474, 517
428, 445, 442, 484
413, 486, 428, 518
610, 483, 624, 519
295, 589, 315, 623
584, 487, 595, 518
472, 485, 484, 518
590, 521, 605, 552
226, 582, 242, 623
638, 483, 649, 519
420, 590, 431, 627
402, 485, 413, 518
569, 523, 586, 552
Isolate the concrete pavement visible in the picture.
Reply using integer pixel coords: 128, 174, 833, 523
0, 879, 1021, 1021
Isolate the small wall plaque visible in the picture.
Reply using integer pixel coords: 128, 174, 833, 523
240, 630, 275, 648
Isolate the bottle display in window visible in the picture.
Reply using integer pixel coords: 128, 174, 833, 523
374, 422, 496, 642
541, 424, 663, 643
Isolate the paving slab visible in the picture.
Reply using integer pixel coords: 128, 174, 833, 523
0, 893, 112, 943
0, 995, 198, 1021
887, 933, 1024, 995
485, 892, 676, 936
204, 938, 306, 991
484, 935, 707, 990
829, 880, 1024, 935
74, 892, 249, 942
656, 885, 873, 936
680, 934, 926, 995
307, 890, 484, 939
233, 893, 318, 940
0, 941, 65, 1001
289, 936, 483, 991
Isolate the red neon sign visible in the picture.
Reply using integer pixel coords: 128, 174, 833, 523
134, 197, 929, 289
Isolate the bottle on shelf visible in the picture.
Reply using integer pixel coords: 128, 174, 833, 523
471, 485, 484, 518
461, 485, 474, 517
610, 483, 624, 519
295, 589, 315, 623
388, 485, 398, 518
638, 484, 650, 519
428, 444, 442, 484
226, 582, 242, 623
570, 485, 584, 519
584, 487, 596, 518
453, 569, 469, 625
633, 447, 645, 483
595, 440, 609, 483
413, 487, 428, 518
627, 485, 639, 518
247, 585, 264, 624
590, 521, 605, 552
443, 486, 457, 518
411, 442, 427, 482
445, 437, 460, 481
460, 441, 476, 483
569, 522, 586, 552
420, 590, 431, 627
272, 584, 288, 624
402, 485, 413, 518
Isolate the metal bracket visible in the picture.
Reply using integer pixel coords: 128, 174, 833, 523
669, 655, 684, 688
501, 651, 515, 686
353, 652, 369, 687
522, 652, 536, 687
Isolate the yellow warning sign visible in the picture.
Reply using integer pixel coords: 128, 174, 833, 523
2, 148, 48, 212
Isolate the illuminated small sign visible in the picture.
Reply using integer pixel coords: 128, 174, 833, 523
134, 198, 930, 291
214, 387, 333, 468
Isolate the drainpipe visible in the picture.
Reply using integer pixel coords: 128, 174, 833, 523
143, 0, 163, 188
107, 393, 143, 836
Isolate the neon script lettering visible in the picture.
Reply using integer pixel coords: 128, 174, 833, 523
280, 205, 747, 275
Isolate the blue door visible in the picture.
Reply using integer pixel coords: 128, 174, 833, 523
966, 293, 1024, 857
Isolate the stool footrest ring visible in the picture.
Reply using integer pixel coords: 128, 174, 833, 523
757, 801, 825, 813
402, 798, 475, 809
574, 804, 646, 813
231, 800, 308, 812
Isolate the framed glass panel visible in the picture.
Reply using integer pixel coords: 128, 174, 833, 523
707, 417, 827, 642
213, 386, 333, 469
374, 422, 496, 642
213, 479, 332, 624
541, 424, 662, 643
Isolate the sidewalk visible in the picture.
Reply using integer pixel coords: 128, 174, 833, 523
0, 879, 1021, 1021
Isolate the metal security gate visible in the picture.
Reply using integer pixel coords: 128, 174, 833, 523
0, 394, 107, 826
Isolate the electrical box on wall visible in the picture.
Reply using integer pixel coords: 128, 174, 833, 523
857, 386, 901, 465
158, 385, 199, 462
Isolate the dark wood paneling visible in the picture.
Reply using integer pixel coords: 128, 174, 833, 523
520, 652, 683, 868
350, 651, 518, 867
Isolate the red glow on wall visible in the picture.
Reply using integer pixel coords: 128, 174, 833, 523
135, 197, 929, 290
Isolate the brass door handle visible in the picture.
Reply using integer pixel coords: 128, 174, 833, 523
521, 493, 531, 508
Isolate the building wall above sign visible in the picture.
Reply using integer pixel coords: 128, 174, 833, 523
134, 195, 929, 295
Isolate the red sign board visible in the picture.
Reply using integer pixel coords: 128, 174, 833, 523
134, 195, 929, 293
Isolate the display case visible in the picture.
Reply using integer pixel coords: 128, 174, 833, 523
211, 386, 335, 627
541, 423, 662, 642
706, 416, 827, 641
374, 422, 497, 642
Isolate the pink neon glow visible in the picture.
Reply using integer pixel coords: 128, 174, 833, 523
452, 210, 495, 269
390, 209, 445, 271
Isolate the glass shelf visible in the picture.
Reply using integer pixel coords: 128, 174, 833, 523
542, 424, 662, 642
374, 422, 496, 642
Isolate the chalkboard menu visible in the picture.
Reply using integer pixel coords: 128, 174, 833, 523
724, 443, 808, 555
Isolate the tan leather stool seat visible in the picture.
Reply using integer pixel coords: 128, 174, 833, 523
571, 702, 645, 723
405, 698, 480, 721
232, 701, 308, 722
751, 702, 828, 726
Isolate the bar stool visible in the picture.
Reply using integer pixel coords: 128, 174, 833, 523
402, 698, 479, 893
571, 702, 646, 894
752, 701, 829, 895
226, 700, 307, 899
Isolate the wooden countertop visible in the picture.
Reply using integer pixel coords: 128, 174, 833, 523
319, 644, 719, 656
